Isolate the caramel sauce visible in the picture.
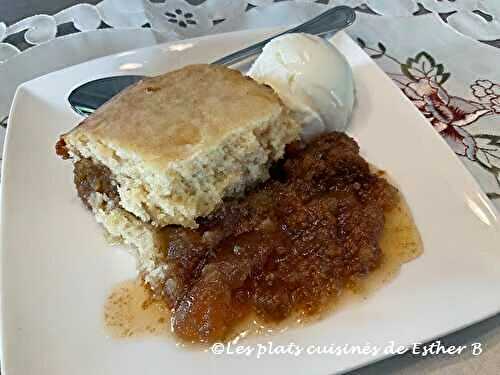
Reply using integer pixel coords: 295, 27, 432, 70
104, 279, 170, 338
227, 193, 423, 342
104, 193, 422, 343
358, 192, 423, 293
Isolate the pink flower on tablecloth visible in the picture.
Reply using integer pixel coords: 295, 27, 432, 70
397, 75, 500, 185
399, 77, 490, 159
354, 41, 500, 186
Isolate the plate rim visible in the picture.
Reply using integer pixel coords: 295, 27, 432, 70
2, 28, 500, 375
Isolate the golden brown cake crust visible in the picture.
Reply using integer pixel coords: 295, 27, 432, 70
64, 64, 286, 167
60, 64, 300, 227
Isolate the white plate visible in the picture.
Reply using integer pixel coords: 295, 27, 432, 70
2, 29, 500, 375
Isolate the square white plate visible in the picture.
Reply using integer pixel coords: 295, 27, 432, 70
2, 29, 500, 375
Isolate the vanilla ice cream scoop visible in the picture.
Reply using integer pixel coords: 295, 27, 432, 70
248, 33, 355, 140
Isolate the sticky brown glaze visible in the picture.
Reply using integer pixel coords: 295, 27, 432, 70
55, 138, 70, 159
73, 158, 119, 209
157, 132, 398, 343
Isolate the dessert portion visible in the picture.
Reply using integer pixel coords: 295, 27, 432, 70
158, 133, 398, 343
248, 33, 355, 140
70, 131, 399, 344
56, 34, 421, 345
57, 64, 300, 228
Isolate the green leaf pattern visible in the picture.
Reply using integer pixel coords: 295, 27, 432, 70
401, 52, 450, 84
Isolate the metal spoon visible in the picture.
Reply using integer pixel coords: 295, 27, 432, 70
68, 6, 356, 117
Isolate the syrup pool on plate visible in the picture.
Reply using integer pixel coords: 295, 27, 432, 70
104, 279, 170, 338
104, 192, 422, 343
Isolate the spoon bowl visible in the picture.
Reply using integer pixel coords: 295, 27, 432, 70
68, 75, 144, 117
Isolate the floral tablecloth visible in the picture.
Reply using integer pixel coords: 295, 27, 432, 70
1, 1, 500, 374
350, 12, 500, 206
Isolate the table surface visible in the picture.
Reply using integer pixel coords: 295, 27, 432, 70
1, 1, 499, 374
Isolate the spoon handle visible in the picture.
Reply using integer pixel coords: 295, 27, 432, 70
212, 6, 356, 66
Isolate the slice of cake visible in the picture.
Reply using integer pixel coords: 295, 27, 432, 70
56, 64, 300, 289
56, 64, 300, 228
